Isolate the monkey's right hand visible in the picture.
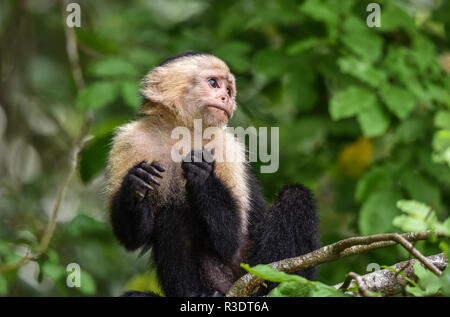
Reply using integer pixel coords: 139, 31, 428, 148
181, 149, 215, 188
124, 161, 165, 202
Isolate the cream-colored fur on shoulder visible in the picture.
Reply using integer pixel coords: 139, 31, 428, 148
106, 117, 250, 230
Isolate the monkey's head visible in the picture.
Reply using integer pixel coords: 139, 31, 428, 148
141, 51, 236, 128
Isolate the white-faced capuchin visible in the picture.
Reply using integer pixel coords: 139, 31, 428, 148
105, 51, 320, 297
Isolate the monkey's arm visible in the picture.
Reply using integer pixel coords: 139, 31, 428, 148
110, 161, 165, 251
182, 150, 241, 263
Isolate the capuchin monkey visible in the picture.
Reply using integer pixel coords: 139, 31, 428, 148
106, 51, 320, 297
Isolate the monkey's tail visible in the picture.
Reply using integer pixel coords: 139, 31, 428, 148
249, 184, 320, 295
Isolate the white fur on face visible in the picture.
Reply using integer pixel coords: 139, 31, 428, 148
140, 55, 237, 128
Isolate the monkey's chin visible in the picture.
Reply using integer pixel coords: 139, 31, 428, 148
207, 107, 229, 125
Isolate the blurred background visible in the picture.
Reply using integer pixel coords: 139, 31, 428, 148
0, 0, 449, 296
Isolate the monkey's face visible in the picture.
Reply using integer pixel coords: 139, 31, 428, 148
141, 53, 236, 127
191, 69, 236, 126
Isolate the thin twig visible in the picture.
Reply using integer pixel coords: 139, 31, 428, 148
61, 0, 85, 90
0, 1, 90, 273
391, 233, 442, 276
345, 272, 373, 297
335, 253, 447, 297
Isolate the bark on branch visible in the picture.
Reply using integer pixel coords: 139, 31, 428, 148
336, 253, 448, 296
226, 231, 447, 297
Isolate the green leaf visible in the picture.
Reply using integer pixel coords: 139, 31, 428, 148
214, 41, 251, 73
77, 81, 119, 110
329, 86, 376, 120
253, 49, 290, 78
79, 271, 97, 295
394, 199, 450, 235
380, 2, 415, 33
268, 281, 311, 297
432, 130, 450, 166
268, 279, 346, 297
126, 49, 160, 67
310, 283, 348, 297
79, 132, 113, 183
401, 170, 443, 215
42, 262, 65, 282
0, 274, 7, 295
434, 111, 450, 129
341, 32, 383, 63
355, 167, 394, 203
426, 82, 450, 106
380, 85, 416, 120
240, 263, 304, 283
419, 149, 450, 186
440, 267, 450, 296
299, 0, 339, 26
411, 36, 436, 74
357, 101, 390, 137
88, 58, 139, 78
395, 118, 426, 144
393, 215, 428, 232
337, 57, 386, 87
358, 190, 403, 235
396, 200, 430, 217
434, 218, 450, 236
406, 262, 441, 296
126, 268, 164, 297
282, 72, 318, 113
121, 81, 141, 109
67, 214, 109, 238
287, 38, 322, 55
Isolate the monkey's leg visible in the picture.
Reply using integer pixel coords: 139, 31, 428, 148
249, 184, 320, 294
152, 206, 211, 297
181, 150, 242, 264
110, 161, 165, 251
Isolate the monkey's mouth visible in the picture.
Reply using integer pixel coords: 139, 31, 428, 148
207, 105, 231, 119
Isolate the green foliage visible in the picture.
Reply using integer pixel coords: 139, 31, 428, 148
0, 0, 449, 297
241, 264, 346, 297
406, 262, 445, 296
394, 200, 450, 236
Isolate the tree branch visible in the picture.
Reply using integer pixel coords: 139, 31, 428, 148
226, 231, 446, 297
336, 253, 448, 297
341, 272, 373, 297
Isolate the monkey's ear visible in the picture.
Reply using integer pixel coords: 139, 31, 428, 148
140, 71, 165, 104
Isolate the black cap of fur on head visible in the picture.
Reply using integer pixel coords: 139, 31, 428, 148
157, 50, 210, 67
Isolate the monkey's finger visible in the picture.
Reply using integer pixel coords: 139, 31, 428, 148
134, 168, 161, 186
140, 162, 164, 178
135, 190, 146, 201
151, 161, 166, 172
130, 174, 154, 192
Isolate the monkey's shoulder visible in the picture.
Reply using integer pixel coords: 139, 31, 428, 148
106, 120, 173, 198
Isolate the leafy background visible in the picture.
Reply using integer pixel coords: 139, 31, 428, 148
0, 0, 449, 296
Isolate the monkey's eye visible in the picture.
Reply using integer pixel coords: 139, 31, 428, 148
208, 78, 219, 88
226, 87, 232, 96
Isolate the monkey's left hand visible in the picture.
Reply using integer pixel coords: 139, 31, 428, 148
181, 148, 215, 188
